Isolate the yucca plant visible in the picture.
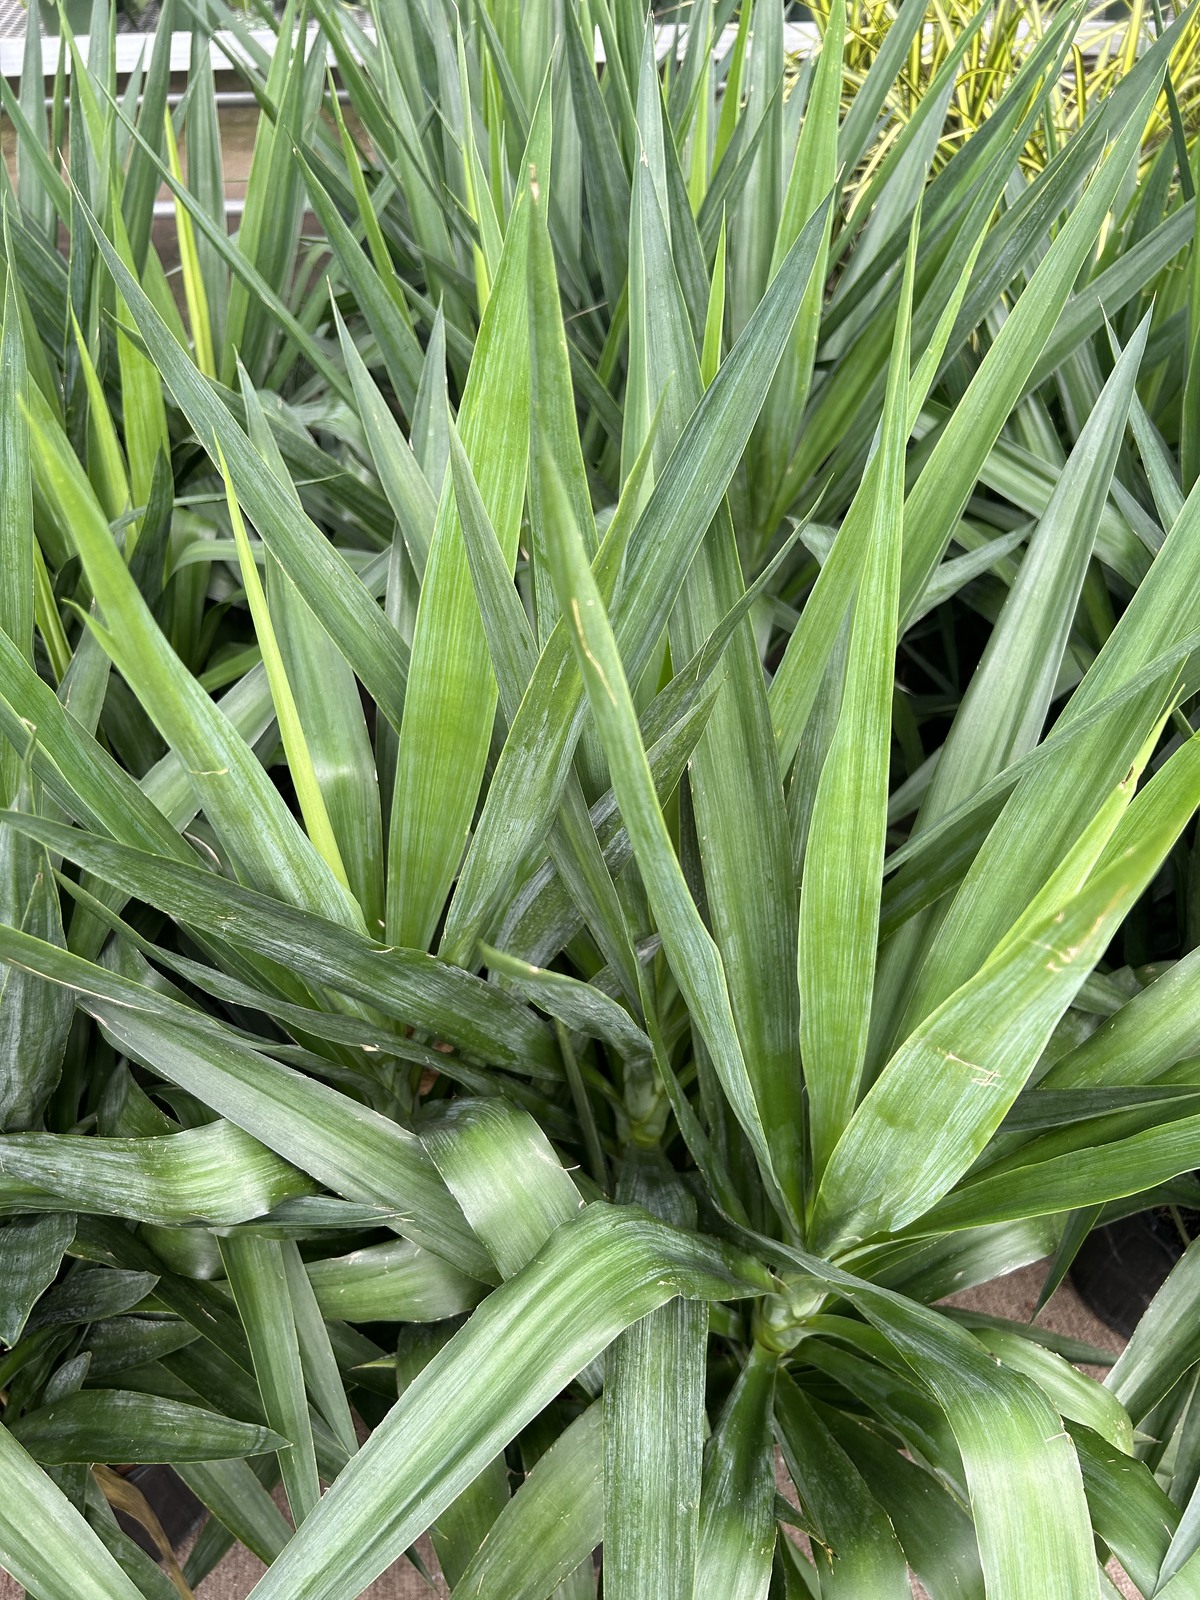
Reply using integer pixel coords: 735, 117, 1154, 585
814, 0, 1200, 192
4, 0, 1200, 1596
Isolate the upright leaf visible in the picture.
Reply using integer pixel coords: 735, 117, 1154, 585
386, 93, 544, 950
798, 211, 914, 1184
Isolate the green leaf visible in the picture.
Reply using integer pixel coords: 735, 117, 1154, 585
0, 1423, 143, 1600
482, 945, 650, 1065
439, 413, 654, 975
0, 811, 557, 1076
0, 271, 34, 803
915, 315, 1151, 835
280, 1239, 358, 1462
813, 735, 1200, 1250
0, 1213, 75, 1345
218, 438, 352, 899
120, 0, 175, 267
449, 426, 639, 1001
163, 106, 215, 377
798, 208, 914, 1183
775, 1373, 910, 1598
334, 303, 438, 578
974, 1328, 1133, 1454
870, 313, 1154, 1075
437, 185, 831, 966
305, 1238, 483, 1322
29, 1266, 157, 1330
538, 413, 784, 1214
825, 1409, 986, 1600
78, 198, 412, 738
755, 0, 842, 511
175, 1457, 293, 1569
421, 1098, 583, 1281
605, 1165, 707, 1600
9, 1390, 286, 1465
695, 1344, 778, 1600
454, 1403, 603, 1600
1074, 1426, 1179, 1598
0, 777, 74, 1131
899, 71, 1165, 617
626, 39, 807, 1216
25, 392, 361, 933
1042, 944, 1200, 1093
385, 89, 544, 950
220, 1232, 321, 1524
768, 215, 986, 774
243, 1204, 770, 1600
1107, 1240, 1200, 1426
0, 1120, 312, 1227
298, 152, 423, 417
788, 1248, 1101, 1600
0, 921, 494, 1278
562, 7, 629, 313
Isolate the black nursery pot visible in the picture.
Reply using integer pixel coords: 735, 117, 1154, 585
1070, 1210, 1189, 1338
118, 1466, 206, 1559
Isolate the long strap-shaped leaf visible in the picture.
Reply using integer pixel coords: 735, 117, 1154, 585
437, 189, 831, 964
605, 1161, 707, 1600
898, 70, 1164, 618
1042, 942, 1200, 1092
768, 218, 985, 775
421, 1098, 583, 1280
777, 1244, 1101, 1600
625, 38, 806, 1213
242, 374, 385, 932
0, 285, 74, 1132
0, 1423, 143, 1600
440, 408, 656, 970
813, 734, 1200, 1251
0, 923, 493, 1279
771, 62, 1172, 783
385, 87, 546, 950
0, 274, 33, 805
220, 1233, 321, 1526
869, 314, 1153, 1082
917, 315, 1152, 836
244, 1204, 772, 1600
10, 1389, 284, 1467
1106, 1240, 1200, 1426
0, 1120, 311, 1226
694, 1344, 779, 1600
798, 208, 914, 1185
304, 1237, 482, 1323
454, 1403, 604, 1600
877, 628, 1200, 945
920, 1110, 1200, 1235
24, 391, 361, 933
537, 424, 783, 1206
903, 483, 1200, 1028
75, 197, 411, 737
449, 428, 640, 1003
0, 811, 557, 1074
0, 1213, 74, 1346
752, 0, 842, 526
775, 1373, 909, 1598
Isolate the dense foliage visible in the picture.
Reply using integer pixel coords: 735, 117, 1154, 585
4, 1, 1200, 1596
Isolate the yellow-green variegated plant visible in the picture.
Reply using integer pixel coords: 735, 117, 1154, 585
806, 0, 1200, 197
2, 1, 1200, 1596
